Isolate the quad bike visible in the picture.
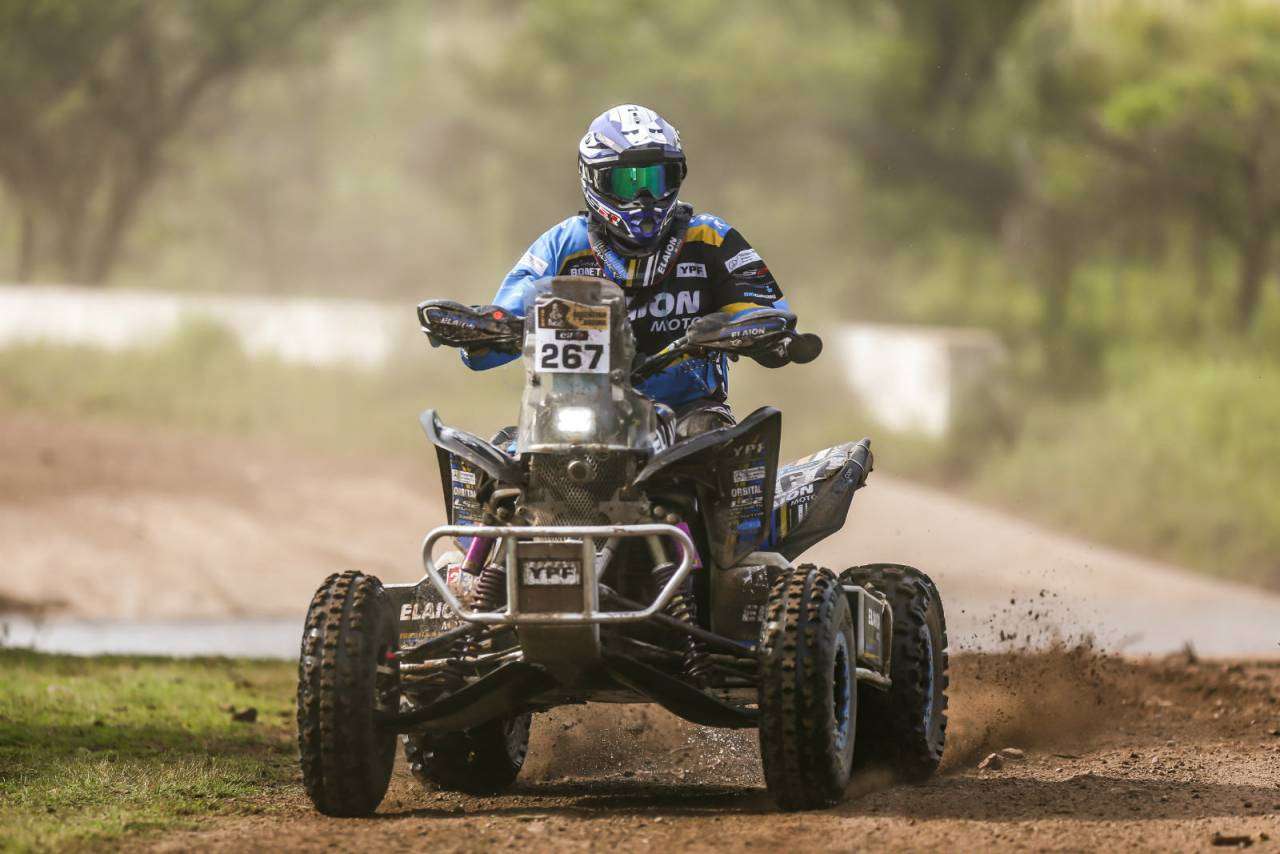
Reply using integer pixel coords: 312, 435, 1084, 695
296, 276, 947, 815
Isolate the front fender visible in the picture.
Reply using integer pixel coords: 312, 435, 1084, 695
419, 409, 524, 486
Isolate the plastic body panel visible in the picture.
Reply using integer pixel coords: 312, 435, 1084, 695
770, 438, 873, 560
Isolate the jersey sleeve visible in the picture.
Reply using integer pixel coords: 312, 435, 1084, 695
462, 219, 571, 371
710, 228, 788, 316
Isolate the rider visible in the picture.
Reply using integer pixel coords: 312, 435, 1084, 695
464, 104, 789, 436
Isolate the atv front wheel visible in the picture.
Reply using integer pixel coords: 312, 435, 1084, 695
297, 570, 400, 816
404, 713, 531, 794
757, 564, 857, 810
841, 563, 948, 781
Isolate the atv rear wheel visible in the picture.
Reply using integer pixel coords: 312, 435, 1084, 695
297, 570, 400, 816
841, 563, 948, 781
757, 564, 857, 810
404, 713, 531, 794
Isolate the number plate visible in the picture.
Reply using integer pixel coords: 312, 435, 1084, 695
521, 558, 582, 586
534, 297, 610, 374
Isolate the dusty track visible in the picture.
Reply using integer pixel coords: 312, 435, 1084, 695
150, 650, 1280, 852
4, 414, 1280, 850
0, 414, 437, 619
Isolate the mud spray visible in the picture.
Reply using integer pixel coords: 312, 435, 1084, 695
520, 641, 1131, 790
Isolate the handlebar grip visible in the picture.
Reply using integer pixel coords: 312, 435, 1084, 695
787, 332, 823, 364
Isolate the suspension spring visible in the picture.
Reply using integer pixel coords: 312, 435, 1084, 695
471, 564, 507, 612
450, 563, 507, 672
651, 547, 711, 685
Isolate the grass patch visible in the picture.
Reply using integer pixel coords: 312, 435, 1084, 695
0, 649, 296, 850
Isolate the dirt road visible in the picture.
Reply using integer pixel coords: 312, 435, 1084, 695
5, 414, 1280, 850
149, 650, 1280, 852
4, 413, 1279, 655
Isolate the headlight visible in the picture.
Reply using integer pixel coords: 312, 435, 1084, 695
555, 406, 595, 439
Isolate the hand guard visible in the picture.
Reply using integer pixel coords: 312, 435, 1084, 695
417, 301, 522, 354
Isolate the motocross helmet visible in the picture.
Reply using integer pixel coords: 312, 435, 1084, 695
578, 104, 687, 253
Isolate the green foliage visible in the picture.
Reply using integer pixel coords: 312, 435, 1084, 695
972, 351, 1280, 587
1003, 1, 1280, 330
0, 649, 295, 849
0, 0, 359, 283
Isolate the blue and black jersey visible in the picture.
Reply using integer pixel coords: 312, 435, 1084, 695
466, 209, 788, 408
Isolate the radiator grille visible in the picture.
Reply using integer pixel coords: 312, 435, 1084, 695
526, 453, 633, 525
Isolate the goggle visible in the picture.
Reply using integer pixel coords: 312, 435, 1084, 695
605, 163, 680, 202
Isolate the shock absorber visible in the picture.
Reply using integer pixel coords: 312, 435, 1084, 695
648, 534, 711, 685
448, 490, 518, 673
470, 563, 507, 612
450, 559, 507, 672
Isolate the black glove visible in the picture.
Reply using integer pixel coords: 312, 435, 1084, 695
751, 341, 790, 368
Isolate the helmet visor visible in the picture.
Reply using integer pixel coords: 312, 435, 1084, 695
606, 164, 672, 202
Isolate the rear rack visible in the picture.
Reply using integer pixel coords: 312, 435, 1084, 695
419, 523, 695, 626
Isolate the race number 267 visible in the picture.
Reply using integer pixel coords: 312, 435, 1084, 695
538, 341, 605, 372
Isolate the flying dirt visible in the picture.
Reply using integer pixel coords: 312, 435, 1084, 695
144, 649, 1280, 852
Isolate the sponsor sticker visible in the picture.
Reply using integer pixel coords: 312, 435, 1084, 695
522, 558, 582, 586
676, 262, 707, 278
733, 465, 767, 483
534, 297, 610, 374
399, 601, 455, 622
519, 251, 549, 276
724, 248, 762, 273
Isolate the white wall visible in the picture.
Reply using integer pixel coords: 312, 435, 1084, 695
0, 284, 414, 368
835, 323, 1006, 438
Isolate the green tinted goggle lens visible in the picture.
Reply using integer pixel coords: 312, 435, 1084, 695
607, 164, 668, 201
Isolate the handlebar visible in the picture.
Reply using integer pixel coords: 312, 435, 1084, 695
787, 332, 824, 364
419, 299, 823, 380
631, 328, 824, 384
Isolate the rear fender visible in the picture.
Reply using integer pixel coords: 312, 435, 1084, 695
771, 438, 873, 559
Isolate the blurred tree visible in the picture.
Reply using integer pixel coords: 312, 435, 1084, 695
820, 0, 1115, 377
836, 0, 1044, 235
1007, 3, 1280, 332
1079, 6, 1280, 330
0, 0, 358, 284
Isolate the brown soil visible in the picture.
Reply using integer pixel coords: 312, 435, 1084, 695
5, 413, 1280, 849
0, 413, 439, 618
150, 649, 1280, 852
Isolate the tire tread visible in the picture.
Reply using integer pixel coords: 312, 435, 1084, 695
842, 563, 948, 781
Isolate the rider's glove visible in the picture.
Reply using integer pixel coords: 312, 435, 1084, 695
752, 342, 790, 369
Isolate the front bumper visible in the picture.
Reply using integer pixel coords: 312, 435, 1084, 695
419, 523, 695, 626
